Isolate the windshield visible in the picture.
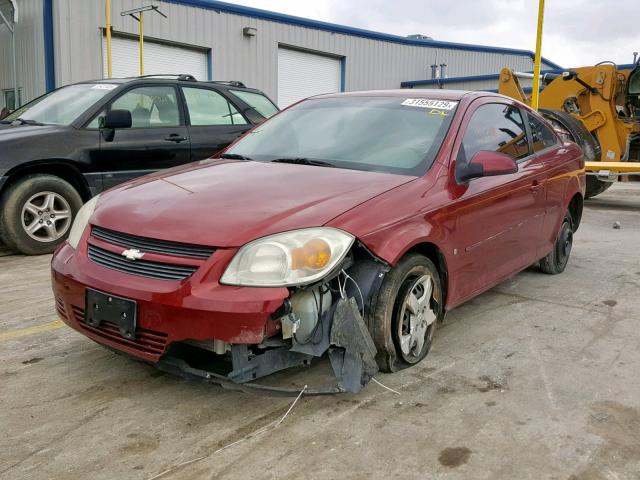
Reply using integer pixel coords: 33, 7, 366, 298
225, 96, 457, 176
2, 83, 118, 126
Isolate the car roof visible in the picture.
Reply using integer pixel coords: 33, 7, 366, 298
313, 89, 501, 101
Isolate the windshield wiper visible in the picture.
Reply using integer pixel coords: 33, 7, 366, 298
270, 157, 335, 168
219, 153, 253, 160
2, 118, 46, 126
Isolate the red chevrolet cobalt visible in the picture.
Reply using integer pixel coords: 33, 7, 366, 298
52, 90, 584, 393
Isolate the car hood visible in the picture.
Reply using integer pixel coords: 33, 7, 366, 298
0, 123, 64, 140
92, 160, 416, 247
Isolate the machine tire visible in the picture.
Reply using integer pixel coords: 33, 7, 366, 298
370, 253, 444, 373
0, 174, 83, 255
539, 108, 612, 199
539, 211, 574, 275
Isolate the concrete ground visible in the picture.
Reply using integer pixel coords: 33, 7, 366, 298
2, 184, 640, 480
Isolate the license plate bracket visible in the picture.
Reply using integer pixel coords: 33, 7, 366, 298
85, 289, 137, 340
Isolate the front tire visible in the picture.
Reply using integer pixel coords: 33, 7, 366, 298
539, 211, 574, 275
370, 253, 444, 372
0, 175, 83, 255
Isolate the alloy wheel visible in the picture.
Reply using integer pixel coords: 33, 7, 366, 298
21, 191, 72, 243
397, 274, 437, 363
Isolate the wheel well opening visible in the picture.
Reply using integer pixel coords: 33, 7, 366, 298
568, 193, 583, 231
405, 242, 449, 308
1, 162, 91, 201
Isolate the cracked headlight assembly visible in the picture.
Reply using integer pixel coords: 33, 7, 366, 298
67, 195, 100, 249
220, 228, 355, 287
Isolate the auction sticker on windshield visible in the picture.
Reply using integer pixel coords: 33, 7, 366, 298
91, 84, 118, 90
401, 99, 458, 110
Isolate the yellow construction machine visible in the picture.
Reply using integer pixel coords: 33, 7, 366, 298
499, 63, 640, 198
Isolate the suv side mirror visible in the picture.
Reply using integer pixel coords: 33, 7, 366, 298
99, 109, 132, 142
458, 151, 518, 182
100, 109, 132, 129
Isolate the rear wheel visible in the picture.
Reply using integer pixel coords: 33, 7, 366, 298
539, 108, 612, 199
0, 175, 83, 255
370, 253, 444, 372
539, 211, 574, 275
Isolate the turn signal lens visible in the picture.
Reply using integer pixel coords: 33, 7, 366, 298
292, 239, 332, 270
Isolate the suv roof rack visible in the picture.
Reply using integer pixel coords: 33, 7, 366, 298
133, 74, 198, 81
211, 80, 246, 88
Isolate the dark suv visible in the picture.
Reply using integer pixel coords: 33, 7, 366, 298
0, 74, 278, 254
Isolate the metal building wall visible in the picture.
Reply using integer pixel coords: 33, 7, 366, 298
412, 77, 535, 92
0, 0, 45, 109
50, 0, 548, 105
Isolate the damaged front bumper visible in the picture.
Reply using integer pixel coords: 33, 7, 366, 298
52, 241, 389, 394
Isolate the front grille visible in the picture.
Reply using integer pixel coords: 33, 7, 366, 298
88, 244, 198, 281
55, 297, 67, 320
72, 306, 168, 356
92, 226, 215, 260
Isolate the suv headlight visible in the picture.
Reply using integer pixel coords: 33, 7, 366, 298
67, 195, 100, 249
220, 228, 354, 287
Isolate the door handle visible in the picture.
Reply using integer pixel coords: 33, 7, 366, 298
164, 134, 188, 143
530, 180, 541, 193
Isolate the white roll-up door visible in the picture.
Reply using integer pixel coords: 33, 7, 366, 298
103, 36, 208, 81
277, 48, 342, 108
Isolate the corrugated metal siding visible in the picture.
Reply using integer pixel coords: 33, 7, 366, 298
0, 0, 45, 108
413, 77, 534, 92
14, 0, 552, 105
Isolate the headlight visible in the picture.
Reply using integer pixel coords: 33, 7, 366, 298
221, 228, 354, 287
67, 195, 100, 249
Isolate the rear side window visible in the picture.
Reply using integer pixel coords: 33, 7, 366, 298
182, 87, 247, 126
229, 89, 278, 118
528, 113, 558, 152
457, 103, 529, 173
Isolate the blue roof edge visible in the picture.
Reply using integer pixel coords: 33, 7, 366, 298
402, 63, 638, 88
162, 0, 562, 68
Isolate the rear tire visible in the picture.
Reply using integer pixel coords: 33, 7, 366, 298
370, 253, 444, 372
539, 108, 612, 199
539, 211, 574, 275
0, 175, 83, 255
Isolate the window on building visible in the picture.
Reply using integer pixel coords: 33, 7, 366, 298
182, 87, 247, 126
3, 88, 22, 111
528, 113, 558, 152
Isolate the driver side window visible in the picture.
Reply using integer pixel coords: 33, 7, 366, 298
456, 103, 529, 181
88, 86, 180, 129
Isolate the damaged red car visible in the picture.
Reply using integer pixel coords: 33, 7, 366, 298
51, 90, 585, 393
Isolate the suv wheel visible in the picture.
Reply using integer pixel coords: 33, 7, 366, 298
0, 174, 83, 255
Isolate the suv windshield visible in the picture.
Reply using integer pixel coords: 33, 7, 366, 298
225, 96, 456, 176
2, 83, 118, 126
229, 89, 279, 118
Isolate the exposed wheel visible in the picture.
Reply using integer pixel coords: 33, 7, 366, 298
370, 253, 444, 372
0, 175, 83, 255
539, 108, 611, 199
539, 211, 574, 275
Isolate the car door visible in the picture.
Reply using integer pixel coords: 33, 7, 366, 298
95, 84, 191, 189
445, 99, 547, 302
180, 86, 253, 161
526, 111, 571, 258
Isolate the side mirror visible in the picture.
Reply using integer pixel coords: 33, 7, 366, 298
458, 151, 518, 182
99, 109, 132, 142
100, 109, 132, 129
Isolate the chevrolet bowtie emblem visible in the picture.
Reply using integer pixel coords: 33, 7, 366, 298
122, 248, 145, 261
